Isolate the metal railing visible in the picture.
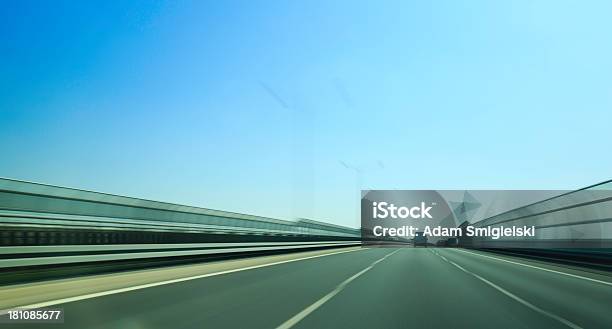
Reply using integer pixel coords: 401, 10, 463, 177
462, 180, 612, 249
0, 178, 359, 246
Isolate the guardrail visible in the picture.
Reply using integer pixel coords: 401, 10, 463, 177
0, 241, 360, 269
0, 178, 362, 283
459, 180, 612, 249
0, 178, 360, 246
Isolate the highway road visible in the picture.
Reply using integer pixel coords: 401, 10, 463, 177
2, 247, 611, 329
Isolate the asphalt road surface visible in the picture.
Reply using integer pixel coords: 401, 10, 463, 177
2, 248, 611, 329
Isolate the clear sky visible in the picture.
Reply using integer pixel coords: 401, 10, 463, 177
1, 1, 611, 227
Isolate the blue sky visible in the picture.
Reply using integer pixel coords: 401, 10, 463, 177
1, 1, 611, 227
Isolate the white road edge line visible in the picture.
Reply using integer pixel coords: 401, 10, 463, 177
0, 247, 365, 314
443, 257, 583, 329
453, 249, 612, 287
275, 249, 401, 329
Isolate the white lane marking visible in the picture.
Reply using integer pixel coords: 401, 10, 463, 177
275, 249, 401, 329
452, 249, 612, 287
443, 257, 583, 329
431, 251, 583, 329
429, 249, 450, 262
0, 248, 365, 313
